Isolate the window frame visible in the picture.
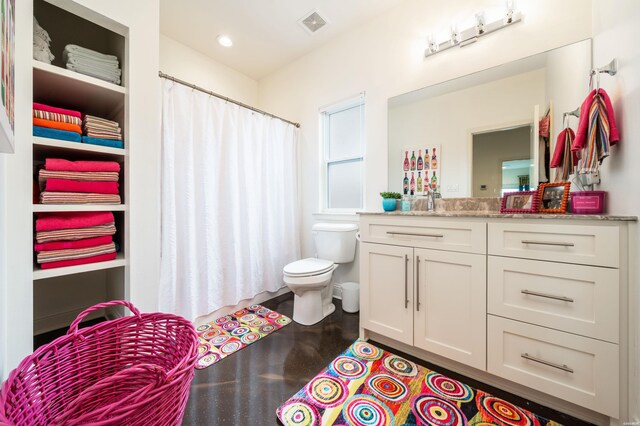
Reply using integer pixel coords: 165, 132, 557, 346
319, 94, 365, 213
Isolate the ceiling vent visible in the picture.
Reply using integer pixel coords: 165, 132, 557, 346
299, 10, 328, 35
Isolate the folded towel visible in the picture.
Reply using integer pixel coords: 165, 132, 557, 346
65, 63, 121, 85
33, 117, 82, 134
35, 223, 116, 243
45, 179, 120, 195
45, 158, 121, 172
84, 115, 120, 127
36, 211, 116, 232
38, 242, 116, 264
33, 102, 81, 119
40, 191, 122, 204
63, 44, 119, 62
83, 122, 121, 132
85, 131, 122, 141
35, 235, 113, 252
34, 110, 82, 126
39, 252, 117, 270
82, 136, 124, 149
39, 169, 119, 183
33, 126, 82, 143
66, 56, 121, 72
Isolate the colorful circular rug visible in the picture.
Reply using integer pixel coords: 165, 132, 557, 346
276, 340, 563, 425
194, 304, 291, 369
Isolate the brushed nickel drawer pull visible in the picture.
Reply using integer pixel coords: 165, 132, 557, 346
521, 353, 574, 373
521, 289, 574, 303
404, 254, 409, 309
521, 240, 575, 247
387, 231, 444, 238
416, 256, 420, 312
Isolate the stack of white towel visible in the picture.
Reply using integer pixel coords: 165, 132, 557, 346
33, 17, 54, 64
63, 44, 121, 85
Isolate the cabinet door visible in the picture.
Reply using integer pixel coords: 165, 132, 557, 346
360, 242, 414, 345
413, 248, 486, 370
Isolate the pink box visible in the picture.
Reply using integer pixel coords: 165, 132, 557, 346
570, 191, 606, 214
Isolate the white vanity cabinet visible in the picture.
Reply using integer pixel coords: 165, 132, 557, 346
359, 213, 634, 423
359, 216, 487, 370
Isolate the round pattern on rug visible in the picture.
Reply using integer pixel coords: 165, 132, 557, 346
220, 341, 242, 354
202, 329, 221, 340
342, 394, 393, 426
412, 395, 467, 426
222, 320, 240, 331
214, 316, 229, 325
211, 334, 231, 346
382, 355, 418, 377
477, 395, 532, 426
279, 401, 320, 426
351, 341, 384, 361
425, 372, 474, 402
306, 374, 348, 408
367, 374, 409, 402
260, 324, 276, 334
197, 343, 210, 356
240, 314, 257, 322
250, 318, 267, 327
196, 323, 211, 333
196, 353, 220, 369
249, 304, 261, 310
276, 316, 291, 326
330, 356, 367, 380
266, 312, 281, 320
257, 308, 270, 315
241, 332, 261, 344
232, 326, 250, 336
233, 309, 249, 317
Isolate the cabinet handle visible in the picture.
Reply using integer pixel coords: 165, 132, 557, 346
416, 256, 420, 311
521, 353, 574, 373
387, 231, 444, 238
404, 254, 409, 309
521, 240, 575, 247
521, 289, 574, 303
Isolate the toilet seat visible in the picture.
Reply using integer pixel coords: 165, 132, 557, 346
283, 258, 334, 277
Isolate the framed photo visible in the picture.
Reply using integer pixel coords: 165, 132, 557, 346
537, 182, 571, 213
500, 191, 538, 214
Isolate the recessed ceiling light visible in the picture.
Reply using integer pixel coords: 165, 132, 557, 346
217, 35, 233, 47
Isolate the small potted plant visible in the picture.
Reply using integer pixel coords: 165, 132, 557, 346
380, 192, 402, 212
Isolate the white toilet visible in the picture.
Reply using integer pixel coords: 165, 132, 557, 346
283, 223, 358, 325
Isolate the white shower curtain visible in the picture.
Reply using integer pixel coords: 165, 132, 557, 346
159, 80, 300, 320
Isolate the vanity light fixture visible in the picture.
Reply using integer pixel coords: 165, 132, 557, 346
424, 1, 522, 58
217, 35, 233, 48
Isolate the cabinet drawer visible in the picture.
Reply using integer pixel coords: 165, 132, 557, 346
488, 222, 619, 267
488, 257, 619, 342
487, 316, 619, 418
360, 216, 486, 254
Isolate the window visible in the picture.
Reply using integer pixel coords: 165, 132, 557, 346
321, 95, 365, 211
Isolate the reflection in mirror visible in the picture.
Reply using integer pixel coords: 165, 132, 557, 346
388, 39, 592, 198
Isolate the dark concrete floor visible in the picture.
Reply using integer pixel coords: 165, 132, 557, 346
182, 294, 592, 426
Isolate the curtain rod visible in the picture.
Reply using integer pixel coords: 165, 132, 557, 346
158, 71, 301, 128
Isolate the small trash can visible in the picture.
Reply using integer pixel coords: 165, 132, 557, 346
341, 282, 360, 313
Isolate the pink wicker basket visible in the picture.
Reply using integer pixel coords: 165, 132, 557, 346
0, 300, 198, 426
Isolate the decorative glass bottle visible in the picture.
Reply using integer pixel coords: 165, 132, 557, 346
403, 151, 410, 171
417, 150, 423, 170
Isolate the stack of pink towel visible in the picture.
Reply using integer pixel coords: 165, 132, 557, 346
38, 158, 121, 204
35, 212, 117, 269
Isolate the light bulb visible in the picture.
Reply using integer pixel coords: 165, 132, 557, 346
217, 35, 233, 47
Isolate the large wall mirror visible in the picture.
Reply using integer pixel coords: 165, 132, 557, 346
388, 39, 592, 198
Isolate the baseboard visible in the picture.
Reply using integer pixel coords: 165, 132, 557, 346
34, 308, 104, 335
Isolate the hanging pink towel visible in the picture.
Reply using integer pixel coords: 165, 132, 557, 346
572, 88, 619, 151
33, 102, 82, 119
34, 235, 113, 252
45, 158, 121, 172
550, 129, 577, 168
35, 211, 115, 232
45, 179, 119, 194
40, 252, 117, 270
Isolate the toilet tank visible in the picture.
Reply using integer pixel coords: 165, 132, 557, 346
312, 223, 358, 264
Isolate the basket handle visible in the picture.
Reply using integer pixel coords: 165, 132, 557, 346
67, 300, 141, 335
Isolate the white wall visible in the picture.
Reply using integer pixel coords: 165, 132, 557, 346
389, 69, 546, 197
159, 34, 258, 105
258, 0, 592, 277
591, 0, 640, 421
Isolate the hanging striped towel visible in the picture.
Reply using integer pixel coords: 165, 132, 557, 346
578, 93, 611, 173
551, 128, 577, 182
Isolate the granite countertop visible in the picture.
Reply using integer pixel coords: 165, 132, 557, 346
359, 197, 637, 221
358, 210, 638, 221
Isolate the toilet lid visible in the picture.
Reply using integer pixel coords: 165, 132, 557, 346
284, 258, 334, 277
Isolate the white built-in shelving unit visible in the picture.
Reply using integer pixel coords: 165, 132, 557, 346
31, 0, 129, 337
